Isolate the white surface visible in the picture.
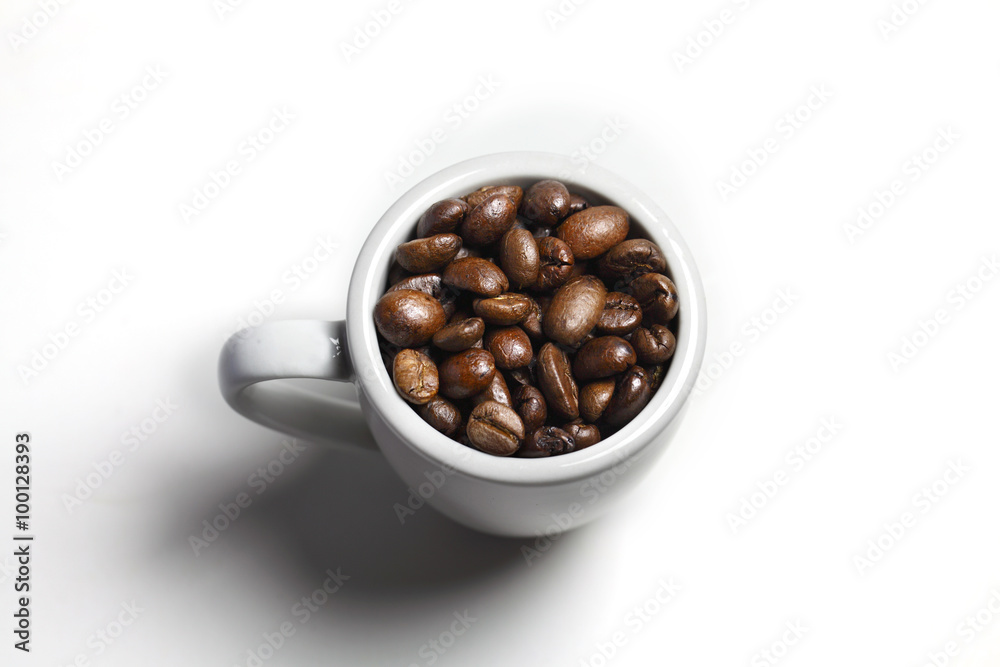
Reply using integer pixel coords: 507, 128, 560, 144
2, 0, 999, 665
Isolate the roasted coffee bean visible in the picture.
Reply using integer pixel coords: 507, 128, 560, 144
512, 384, 547, 432
432, 317, 485, 352
473, 293, 532, 326
387, 261, 410, 286
521, 296, 544, 339
645, 364, 666, 391
534, 237, 575, 292
388, 274, 457, 320
506, 366, 536, 387
465, 185, 523, 210
537, 343, 579, 420
569, 260, 590, 281
498, 228, 540, 290
630, 273, 679, 323
442, 257, 509, 297
568, 194, 589, 214
484, 327, 533, 370
419, 397, 462, 436
556, 205, 630, 260
580, 379, 615, 423
544, 275, 607, 346
603, 366, 653, 429
531, 225, 554, 239
395, 234, 462, 273
520, 179, 571, 226
598, 292, 643, 336
631, 325, 676, 364
461, 193, 518, 246
453, 246, 483, 261
439, 348, 497, 399
467, 401, 524, 456
471, 371, 512, 408
417, 198, 469, 238
597, 239, 667, 280
573, 336, 637, 381
563, 419, 601, 450
392, 349, 439, 405
374, 289, 447, 347
519, 426, 575, 458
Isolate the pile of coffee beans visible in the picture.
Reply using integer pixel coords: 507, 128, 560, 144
373, 180, 679, 457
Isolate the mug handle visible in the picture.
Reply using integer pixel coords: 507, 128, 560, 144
218, 320, 378, 451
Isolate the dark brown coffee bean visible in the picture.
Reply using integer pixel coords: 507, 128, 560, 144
568, 194, 589, 214
498, 228, 540, 290
645, 364, 666, 391
580, 380, 615, 423
461, 193, 518, 247
453, 246, 483, 261
442, 257, 509, 297
556, 205, 630, 260
519, 426, 575, 458
387, 274, 457, 321
484, 327, 533, 370
395, 234, 462, 273
520, 296, 544, 339
597, 239, 667, 280
506, 366, 536, 387
631, 325, 676, 364
419, 397, 462, 436
432, 317, 485, 352
534, 237, 575, 292
544, 275, 607, 346
563, 419, 601, 449
417, 199, 469, 238
374, 289, 447, 347
465, 185, 522, 210
387, 261, 410, 286
630, 273, 679, 323
471, 371, 512, 408
473, 293, 532, 326
439, 348, 497, 399
467, 401, 524, 456
520, 180, 571, 226
573, 336, 637, 381
537, 343, 579, 420
392, 349, 439, 405
531, 225, 554, 239
598, 292, 643, 336
512, 384, 547, 432
603, 366, 653, 429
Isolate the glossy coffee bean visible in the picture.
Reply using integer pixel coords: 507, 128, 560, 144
519, 426, 575, 458
580, 379, 615, 423
568, 194, 589, 214
537, 343, 579, 420
556, 205, 630, 260
439, 348, 497, 399
573, 336, 637, 381
419, 397, 462, 436
498, 228, 540, 290
473, 293, 532, 326
563, 419, 601, 450
520, 296, 544, 339
432, 317, 485, 352
471, 371, 512, 408
467, 401, 524, 456
506, 366, 536, 387
544, 275, 607, 347
512, 384, 547, 432
387, 273, 457, 320
534, 237, 575, 292
443, 257, 509, 297
630, 273, 679, 323
465, 185, 522, 210
631, 325, 676, 364
520, 180, 571, 226
395, 234, 462, 273
392, 349, 439, 405
603, 366, 653, 429
484, 327, 533, 370
598, 239, 667, 281
598, 292, 643, 336
374, 289, 447, 348
645, 364, 666, 391
417, 199, 469, 238
461, 193, 518, 247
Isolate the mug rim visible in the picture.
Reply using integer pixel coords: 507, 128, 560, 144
347, 152, 707, 486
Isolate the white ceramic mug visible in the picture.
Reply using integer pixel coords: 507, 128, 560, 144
219, 152, 707, 538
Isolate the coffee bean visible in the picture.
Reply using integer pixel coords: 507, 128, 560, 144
544, 275, 607, 346
520, 180, 571, 226
473, 293, 532, 326
556, 205, 630, 260
443, 257, 509, 297
467, 401, 524, 456
519, 426, 575, 458
395, 233, 462, 273
453, 246, 483, 261
537, 343, 579, 420
461, 193, 518, 246
597, 292, 643, 336
568, 194, 589, 214
374, 289, 447, 347
419, 397, 462, 436
432, 317, 485, 352
388, 273, 445, 299
387, 261, 410, 286
645, 364, 666, 391
531, 225, 554, 239
597, 239, 667, 281
471, 371, 513, 408
573, 336, 637, 381
465, 185, 523, 210
631, 325, 676, 364
512, 384, 547, 432
439, 348, 497, 399
580, 379, 615, 423
603, 366, 653, 429
506, 366, 536, 387
498, 228, 540, 290
563, 419, 601, 450
534, 237, 575, 292
630, 273, 679, 323
392, 349, 439, 405
417, 198, 469, 238
484, 327, 533, 370
520, 295, 544, 339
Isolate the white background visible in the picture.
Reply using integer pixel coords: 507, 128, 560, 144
2, 0, 999, 665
